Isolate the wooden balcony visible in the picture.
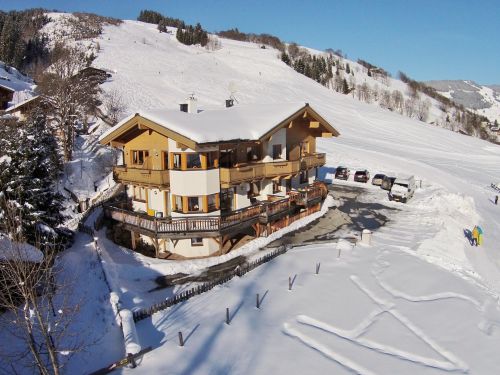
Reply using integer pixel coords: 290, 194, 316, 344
113, 165, 170, 188
105, 182, 327, 240
220, 153, 326, 187
105, 202, 265, 239
300, 153, 326, 170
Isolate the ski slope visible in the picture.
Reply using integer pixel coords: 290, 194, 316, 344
5, 17, 496, 374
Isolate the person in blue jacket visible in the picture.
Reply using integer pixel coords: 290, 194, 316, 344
477, 225, 484, 246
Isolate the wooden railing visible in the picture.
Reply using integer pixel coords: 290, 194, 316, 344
105, 182, 327, 236
220, 204, 265, 229
113, 165, 170, 188
220, 153, 326, 187
265, 198, 290, 217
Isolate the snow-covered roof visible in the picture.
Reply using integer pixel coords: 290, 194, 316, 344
5, 95, 39, 112
100, 102, 338, 146
0, 83, 15, 92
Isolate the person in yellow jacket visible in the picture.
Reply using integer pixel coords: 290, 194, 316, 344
472, 226, 479, 246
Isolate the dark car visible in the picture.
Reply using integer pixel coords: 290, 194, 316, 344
335, 166, 350, 180
371, 173, 386, 186
354, 170, 370, 183
381, 175, 396, 191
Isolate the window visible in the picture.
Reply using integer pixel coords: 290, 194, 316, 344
132, 150, 149, 165
207, 193, 218, 212
172, 153, 182, 169
172, 195, 183, 212
300, 170, 308, 184
246, 146, 259, 162
186, 153, 202, 169
133, 186, 146, 201
207, 151, 219, 168
191, 238, 203, 246
188, 196, 201, 212
272, 144, 282, 160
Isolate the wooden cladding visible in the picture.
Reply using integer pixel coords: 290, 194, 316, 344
172, 193, 220, 214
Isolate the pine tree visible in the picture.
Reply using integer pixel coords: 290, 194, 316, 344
0, 112, 63, 244
346, 63, 351, 74
342, 78, 349, 94
281, 51, 291, 65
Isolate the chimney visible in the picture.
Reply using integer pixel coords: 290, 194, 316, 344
179, 94, 198, 113
225, 99, 234, 108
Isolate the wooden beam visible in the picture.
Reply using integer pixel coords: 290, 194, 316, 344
110, 140, 125, 148
309, 121, 320, 128
321, 132, 333, 138
288, 120, 293, 128
303, 110, 308, 118
137, 123, 149, 130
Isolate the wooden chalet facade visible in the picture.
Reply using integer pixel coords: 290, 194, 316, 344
100, 101, 339, 258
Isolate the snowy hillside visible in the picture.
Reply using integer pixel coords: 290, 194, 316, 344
427, 80, 500, 123
5, 15, 499, 374
88, 18, 500, 308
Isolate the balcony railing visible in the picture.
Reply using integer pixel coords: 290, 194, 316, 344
105, 182, 327, 237
113, 165, 170, 188
220, 153, 326, 187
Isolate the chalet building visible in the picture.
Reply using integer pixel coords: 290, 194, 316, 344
0, 84, 15, 110
99, 100, 339, 258
4, 95, 41, 120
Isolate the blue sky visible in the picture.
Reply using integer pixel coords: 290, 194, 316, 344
2, 0, 499, 84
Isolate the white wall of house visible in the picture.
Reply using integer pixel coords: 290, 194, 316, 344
262, 128, 286, 162
234, 182, 251, 209
258, 179, 273, 200
170, 169, 220, 196
308, 168, 316, 184
147, 188, 169, 217
168, 237, 219, 257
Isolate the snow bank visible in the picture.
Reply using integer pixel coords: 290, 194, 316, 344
0, 234, 43, 263
119, 309, 141, 355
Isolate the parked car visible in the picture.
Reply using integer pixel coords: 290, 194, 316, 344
335, 166, 350, 180
389, 175, 416, 203
354, 170, 370, 183
381, 175, 396, 191
371, 173, 386, 186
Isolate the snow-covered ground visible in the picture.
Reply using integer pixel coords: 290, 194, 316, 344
2, 17, 500, 374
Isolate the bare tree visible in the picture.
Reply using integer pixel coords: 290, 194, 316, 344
391, 90, 404, 114
417, 99, 431, 122
404, 97, 417, 118
205, 35, 222, 51
349, 75, 356, 98
38, 44, 101, 161
358, 82, 372, 103
103, 89, 126, 125
379, 89, 392, 109
0, 202, 82, 375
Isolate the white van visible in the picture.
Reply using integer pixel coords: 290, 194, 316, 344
389, 175, 416, 203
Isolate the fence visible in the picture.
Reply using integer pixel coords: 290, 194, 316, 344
132, 244, 291, 322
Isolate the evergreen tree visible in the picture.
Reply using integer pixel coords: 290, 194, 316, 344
280, 51, 291, 65
0, 112, 63, 245
345, 63, 351, 74
342, 78, 349, 94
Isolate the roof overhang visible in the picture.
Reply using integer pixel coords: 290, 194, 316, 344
258, 103, 340, 141
99, 113, 198, 150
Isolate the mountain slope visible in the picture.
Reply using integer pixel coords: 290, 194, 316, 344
426, 80, 500, 123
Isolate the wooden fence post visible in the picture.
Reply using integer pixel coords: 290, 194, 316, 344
226, 307, 230, 325
288, 276, 292, 291
256, 293, 260, 309
178, 331, 184, 347
316, 262, 320, 275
